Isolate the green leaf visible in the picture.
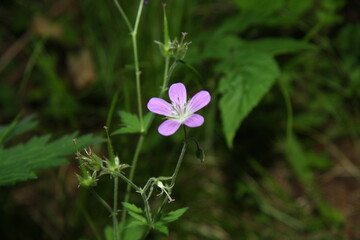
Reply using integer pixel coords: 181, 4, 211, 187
123, 221, 147, 240
154, 222, 169, 235
160, 207, 189, 223
104, 225, 113, 240
286, 133, 313, 185
163, 4, 170, 54
122, 202, 144, 214
112, 111, 151, 135
0, 132, 103, 186
126, 220, 147, 228
0, 115, 38, 145
241, 38, 315, 56
218, 52, 280, 147
127, 211, 147, 224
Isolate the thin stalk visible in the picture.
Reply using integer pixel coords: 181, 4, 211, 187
141, 192, 152, 224
131, 0, 145, 132
77, 198, 102, 240
170, 126, 187, 187
132, 34, 144, 131
113, 177, 119, 240
119, 135, 144, 234
160, 59, 178, 97
160, 56, 170, 94
279, 80, 293, 137
113, 0, 133, 32
154, 127, 188, 221
90, 189, 113, 214
106, 89, 119, 129
113, 171, 141, 192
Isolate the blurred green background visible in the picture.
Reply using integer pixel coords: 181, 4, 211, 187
1, 0, 360, 239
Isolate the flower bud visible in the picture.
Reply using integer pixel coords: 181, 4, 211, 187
77, 172, 97, 188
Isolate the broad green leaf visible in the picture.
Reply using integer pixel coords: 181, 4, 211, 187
122, 202, 144, 214
201, 35, 243, 60
0, 132, 103, 186
160, 207, 189, 223
241, 38, 315, 56
218, 52, 280, 147
154, 222, 169, 235
112, 111, 151, 135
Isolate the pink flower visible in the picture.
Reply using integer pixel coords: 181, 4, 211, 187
147, 83, 211, 136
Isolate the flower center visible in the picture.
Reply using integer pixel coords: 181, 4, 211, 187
171, 101, 191, 123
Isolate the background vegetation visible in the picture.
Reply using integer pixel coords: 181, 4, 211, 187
1, 0, 360, 239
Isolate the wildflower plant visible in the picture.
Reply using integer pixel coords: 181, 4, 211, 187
75, 1, 210, 239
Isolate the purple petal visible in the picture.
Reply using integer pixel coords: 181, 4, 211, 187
188, 90, 211, 113
147, 98, 172, 116
158, 119, 181, 136
183, 114, 204, 127
169, 83, 187, 107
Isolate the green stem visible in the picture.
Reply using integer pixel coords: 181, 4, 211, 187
160, 57, 170, 94
278, 80, 293, 137
119, 135, 144, 235
115, 171, 152, 235
132, 0, 145, 132
170, 126, 187, 187
132, 34, 144, 131
154, 127, 188, 221
113, 0, 133, 32
90, 189, 113, 214
113, 177, 119, 240
141, 192, 152, 224
113, 171, 141, 192
160, 59, 178, 97
78, 202, 102, 240
19, 38, 44, 96
106, 89, 119, 129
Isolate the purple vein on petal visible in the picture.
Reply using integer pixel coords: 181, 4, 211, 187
183, 114, 204, 127
188, 90, 211, 113
158, 119, 181, 136
147, 98, 172, 117
169, 83, 187, 107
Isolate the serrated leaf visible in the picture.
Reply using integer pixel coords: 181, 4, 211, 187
160, 207, 189, 223
122, 202, 144, 214
154, 223, 169, 235
0, 132, 103, 186
112, 111, 151, 135
218, 52, 280, 148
